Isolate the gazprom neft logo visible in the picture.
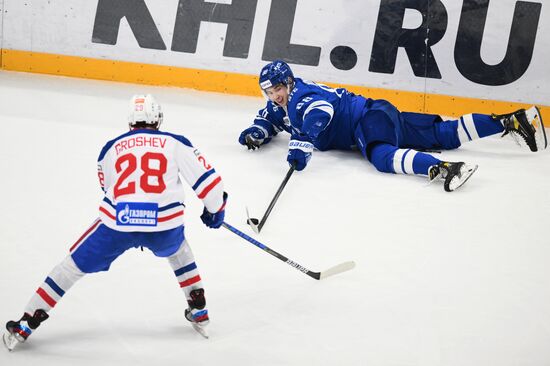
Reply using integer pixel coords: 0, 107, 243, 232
116, 202, 158, 226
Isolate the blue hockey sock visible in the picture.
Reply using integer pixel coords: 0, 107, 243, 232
450, 113, 504, 145
369, 143, 440, 176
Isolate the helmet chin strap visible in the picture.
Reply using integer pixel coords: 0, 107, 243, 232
286, 81, 294, 94
280, 81, 294, 107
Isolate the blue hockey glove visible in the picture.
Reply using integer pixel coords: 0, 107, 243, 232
200, 192, 228, 229
239, 126, 266, 150
287, 137, 314, 171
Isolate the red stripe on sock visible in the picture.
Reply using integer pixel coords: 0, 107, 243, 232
197, 177, 221, 199
179, 275, 201, 288
16, 328, 31, 338
194, 314, 209, 322
36, 288, 57, 308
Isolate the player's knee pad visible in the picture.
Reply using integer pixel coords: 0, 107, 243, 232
168, 239, 189, 259
48, 255, 85, 292
167, 240, 196, 270
60, 255, 85, 277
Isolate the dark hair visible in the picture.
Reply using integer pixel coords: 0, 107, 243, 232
132, 121, 159, 129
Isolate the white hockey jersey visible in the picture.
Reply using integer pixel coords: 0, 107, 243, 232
97, 129, 225, 232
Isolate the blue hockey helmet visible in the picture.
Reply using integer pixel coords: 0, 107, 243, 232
259, 60, 294, 91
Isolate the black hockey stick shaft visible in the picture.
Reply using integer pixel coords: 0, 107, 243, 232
222, 222, 322, 280
255, 164, 295, 232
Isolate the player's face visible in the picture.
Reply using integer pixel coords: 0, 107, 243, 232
264, 84, 289, 107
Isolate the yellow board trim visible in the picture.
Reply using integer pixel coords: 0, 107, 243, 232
2, 49, 548, 119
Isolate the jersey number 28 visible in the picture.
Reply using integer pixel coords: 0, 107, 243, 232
114, 152, 167, 198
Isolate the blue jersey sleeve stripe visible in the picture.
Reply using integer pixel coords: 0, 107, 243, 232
192, 169, 216, 191
303, 101, 334, 120
45, 277, 65, 297
103, 197, 115, 208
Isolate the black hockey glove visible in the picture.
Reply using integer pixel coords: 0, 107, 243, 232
245, 135, 262, 150
239, 126, 266, 150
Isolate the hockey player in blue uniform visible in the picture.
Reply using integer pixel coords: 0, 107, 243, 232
239, 60, 547, 192
3, 95, 226, 350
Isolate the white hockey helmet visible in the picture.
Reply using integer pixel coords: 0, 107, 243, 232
128, 94, 163, 129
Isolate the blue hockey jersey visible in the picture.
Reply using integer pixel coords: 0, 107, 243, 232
251, 78, 367, 151
249, 78, 446, 154
254, 78, 426, 153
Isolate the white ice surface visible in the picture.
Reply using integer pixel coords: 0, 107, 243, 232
0, 71, 549, 366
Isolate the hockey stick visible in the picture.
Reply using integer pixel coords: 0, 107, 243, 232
222, 222, 355, 280
246, 164, 295, 233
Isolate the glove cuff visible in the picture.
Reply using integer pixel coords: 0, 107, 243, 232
252, 125, 269, 139
289, 139, 314, 153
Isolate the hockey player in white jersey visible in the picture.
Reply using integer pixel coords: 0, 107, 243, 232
3, 94, 226, 350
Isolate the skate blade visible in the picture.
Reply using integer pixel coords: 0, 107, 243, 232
527, 106, 548, 151
192, 323, 209, 339
448, 164, 478, 191
3, 332, 20, 352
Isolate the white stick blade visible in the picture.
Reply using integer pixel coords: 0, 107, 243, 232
319, 261, 356, 280
245, 207, 260, 234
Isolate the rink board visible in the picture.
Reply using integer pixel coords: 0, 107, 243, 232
2, 49, 546, 119
0, 0, 549, 116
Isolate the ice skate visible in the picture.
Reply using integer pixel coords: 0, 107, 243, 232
185, 289, 209, 339
3, 331, 20, 351
3, 310, 49, 351
494, 106, 547, 152
428, 161, 478, 192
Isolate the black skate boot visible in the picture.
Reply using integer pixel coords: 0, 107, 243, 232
494, 106, 547, 152
3, 309, 49, 351
184, 289, 209, 338
428, 161, 478, 192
